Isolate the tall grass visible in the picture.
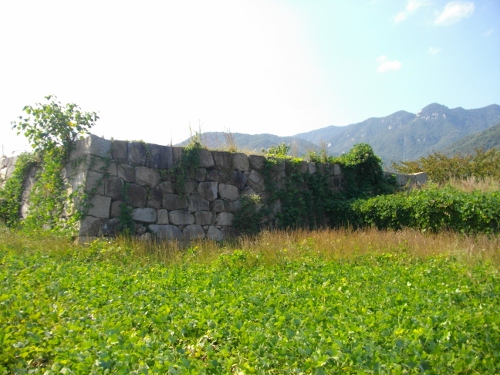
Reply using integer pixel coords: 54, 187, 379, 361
445, 176, 500, 193
2, 225, 498, 269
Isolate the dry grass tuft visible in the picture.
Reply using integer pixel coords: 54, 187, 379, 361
2, 225, 499, 268
445, 176, 500, 193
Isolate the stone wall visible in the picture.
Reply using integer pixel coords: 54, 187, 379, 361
1, 135, 427, 239
66, 135, 344, 240
0, 155, 18, 189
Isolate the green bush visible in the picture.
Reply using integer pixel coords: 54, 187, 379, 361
348, 186, 500, 234
392, 149, 500, 184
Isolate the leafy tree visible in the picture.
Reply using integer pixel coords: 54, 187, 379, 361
12, 95, 99, 157
332, 143, 395, 198
392, 149, 500, 184
265, 143, 290, 158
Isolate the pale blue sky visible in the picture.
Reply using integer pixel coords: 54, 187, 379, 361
1, 0, 499, 155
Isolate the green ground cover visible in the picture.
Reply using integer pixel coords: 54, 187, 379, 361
1, 236, 499, 374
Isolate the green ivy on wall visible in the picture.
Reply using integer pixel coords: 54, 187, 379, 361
0, 96, 98, 237
0, 153, 37, 227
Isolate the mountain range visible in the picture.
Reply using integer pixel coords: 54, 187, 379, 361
177, 103, 500, 165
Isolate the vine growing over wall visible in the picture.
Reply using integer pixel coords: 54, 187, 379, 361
0, 153, 37, 227
0, 96, 98, 236
170, 133, 204, 194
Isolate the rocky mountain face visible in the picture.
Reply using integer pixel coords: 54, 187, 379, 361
177, 104, 500, 165
295, 103, 500, 164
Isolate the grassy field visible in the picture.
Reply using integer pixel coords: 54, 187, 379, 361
1, 228, 499, 374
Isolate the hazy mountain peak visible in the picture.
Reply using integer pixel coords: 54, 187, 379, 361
417, 103, 450, 117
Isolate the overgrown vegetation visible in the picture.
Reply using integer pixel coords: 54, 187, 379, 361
169, 132, 204, 194
347, 186, 500, 234
234, 143, 398, 234
392, 148, 500, 184
0, 153, 37, 227
1, 228, 499, 374
0, 96, 98, 235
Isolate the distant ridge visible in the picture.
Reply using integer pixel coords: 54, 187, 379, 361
294, 103, 500, 164
440, 123, 500, 155
176, 104, 500, 164
177, 132, 320, 156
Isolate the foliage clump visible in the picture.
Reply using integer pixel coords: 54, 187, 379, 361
0, 153, 37, 227
331, 143, 396, 199
392, 148, 500, 184
231, 194, 263, 235
1, 96, 98, 234
264, 142, 290, 158
12, 95, 98, 158
1, 229, 499, 373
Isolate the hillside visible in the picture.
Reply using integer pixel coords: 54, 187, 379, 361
177, 132, 320, 156
440, 123, 500, 155
176, 104, 500, 165
295, 103, 500, 165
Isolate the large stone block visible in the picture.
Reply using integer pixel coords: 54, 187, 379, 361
126, 183, 148, 208
211, 199, 227, 212
87, 155, 112, 174
112, 140, 128, 163
84, 170, 104, 194
183, 225, 205, 240
195, 211, 215, 225
163, 194, 187, 210
233, 153, 249, 171
271, 158, 286, 172
157, 209, 169, 224
206, 169, 223, 182
182, 179, 197, 195
230, 170, 247, 190
79, 216, 103, 237
212, 151, 232, 170
228, 200, 242, 212
216, 212, 234, 226
158, 181, 174, 194
199, 149, 215, 168
101, 218, 123, 237
411, 172, 427, 185
308, 162, 317, 174
248, 155, 266, 170
333, 163, 341, 176
207, 225, 224, 241
297, 160, 308, 174
87, 195, 111, 219
136, 166, 161, 188
110, 200, 123, 218
146, 188, 163, 209
247, 170, 265, 193
117, 164, 135, 182
188, 195, 210, 212
219, 183, 240, 201
104, 176, 124, 200
172, 147, 184, 164
73, 134, 112, 159
132, 208, 157, 223
195, 168, 206, 182
149, 224, 184, 240
127, 142, 147, 166
198, 182, 218, 201
146, 144, 174, 169
169, 210, 195, 225
241, 186, 256, 197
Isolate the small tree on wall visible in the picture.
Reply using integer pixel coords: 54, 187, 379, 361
12, 95, 99, 158
2, 96, 99, 233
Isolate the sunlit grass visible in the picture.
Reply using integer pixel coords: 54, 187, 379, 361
2, 225, 498, 269
445, 176, 500, 193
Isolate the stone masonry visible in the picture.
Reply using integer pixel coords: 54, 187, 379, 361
0, 134, 427, 240
64, 135, 344, 241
